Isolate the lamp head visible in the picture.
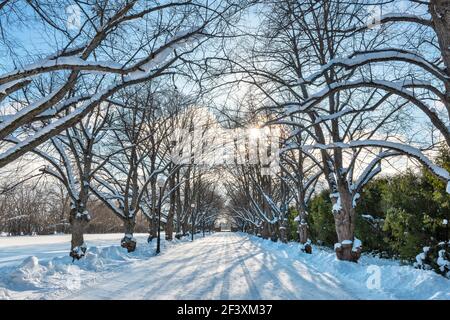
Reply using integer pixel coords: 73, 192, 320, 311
157, 176, 166, 188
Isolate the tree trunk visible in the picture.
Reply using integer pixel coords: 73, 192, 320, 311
165, 174, 176, 240
430, 1, 450, 129
270, 223, 278, 242
175, 170, 182, 235
297, 204, 312, 254
279, 221, 288, 243
149, 180, 157, 240
121, 218, 137, 252
431, 1, 450, 75
147, 219, 154, 242
69, 169, 91, 260
165, 214, 174, 240
261, 221, 269, 239
332, 189, 361, 262
69, 208, 89, 260
297, 222, 312, 254
182, 217, 189, 236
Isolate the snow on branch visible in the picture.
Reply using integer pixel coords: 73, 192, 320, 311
0, 79, 32, 98
0, 57, 124, 85
124, 27, 205, 81
51, 137, 78, 199
0, 48, 178, 168
304, 140, 450, 192
0, 0, 207, 170
89, 185, 126, 219
0, 85, 65, 141
346, 13, 432, 34
352, 150, 401, 193
305, 49, 448, 84
313, 107, 354, 124
249, 196, 273, 224
3, 135, 80, 202
293, 79, 437, 113
231, 208, 260, 227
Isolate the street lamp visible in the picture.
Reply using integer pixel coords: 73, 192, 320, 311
202, 214, 205, 237
191, 203, 195, 242
156, 176, 166, 254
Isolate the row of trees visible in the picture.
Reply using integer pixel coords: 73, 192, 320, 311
227, 144, 449, 275
224, 0, 450, 263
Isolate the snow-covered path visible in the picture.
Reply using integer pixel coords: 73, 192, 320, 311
1, 232, 449, 300
66, 233, 354, 300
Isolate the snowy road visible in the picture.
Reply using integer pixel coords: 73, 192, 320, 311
66, 232, 354, 300
1, 232, 449, 300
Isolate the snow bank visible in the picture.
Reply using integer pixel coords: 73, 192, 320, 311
0, 233, 200, 299
9, 256, 46, 290
247, 234, 450, 300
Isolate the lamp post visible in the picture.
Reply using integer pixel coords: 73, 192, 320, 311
191, 203, 195, 241
202, 214, 205, 237
156, 176, 166, 255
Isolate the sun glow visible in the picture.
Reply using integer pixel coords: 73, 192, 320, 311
248, 127, 262, 140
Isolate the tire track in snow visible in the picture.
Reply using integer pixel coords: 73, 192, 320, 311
235, 252, 263, 299
203, 231, 228, 299
169, 234, 225, 300
218, 233, 232, 299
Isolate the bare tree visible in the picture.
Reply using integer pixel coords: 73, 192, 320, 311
89, 86, 170, 252
15, 104, 112, 258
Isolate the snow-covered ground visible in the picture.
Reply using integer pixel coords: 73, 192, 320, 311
0, 232, 448, 300
0, 233, 148, 269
